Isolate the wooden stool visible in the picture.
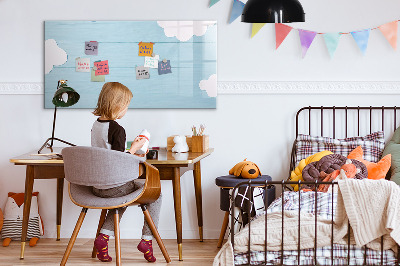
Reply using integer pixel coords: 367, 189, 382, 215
215, 175, 275, 248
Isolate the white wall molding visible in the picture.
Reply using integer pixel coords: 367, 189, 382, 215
0, 83, 43, 94
218, 81, 400, 94
1, 81, 400, 95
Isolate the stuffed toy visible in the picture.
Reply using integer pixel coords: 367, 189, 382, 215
229, 159, 261, 179
1, 192, 44, 247
289, 150, 333, 191
0, 208, 3, 232
172, 135, 189, 153
348, 146, 391, 180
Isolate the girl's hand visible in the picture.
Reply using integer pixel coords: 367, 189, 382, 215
128, 137, 147, 155
134, 148, 149, 157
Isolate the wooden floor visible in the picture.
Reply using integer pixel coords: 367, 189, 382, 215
0, 239, 222, 265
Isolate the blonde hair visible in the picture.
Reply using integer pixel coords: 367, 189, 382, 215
93, 82, 133, 120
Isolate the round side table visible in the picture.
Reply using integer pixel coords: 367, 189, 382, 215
215, 175, 275, 248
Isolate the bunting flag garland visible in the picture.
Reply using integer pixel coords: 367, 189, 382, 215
351, 29, 370, 55
275, 23, 293, 49
206, 1, 400, 58
229, 0, 245, 24
209, 0, 220, 7
378, 21, 398, 50
251, 23, 266, 38
323, 33, 341, 58
298, 29, 317, 58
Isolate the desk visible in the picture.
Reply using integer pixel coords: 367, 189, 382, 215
10, 147, 213, 261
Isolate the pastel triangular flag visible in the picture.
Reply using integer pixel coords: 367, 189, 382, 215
298, 29, 317, 58
209, 0, 220, 7
229, 0, 245, 24
378, 21, 398, 50
351, 29, 370, 55
275, 23, 293, 49
323, 33, 341, 58
251, 23, 266, 38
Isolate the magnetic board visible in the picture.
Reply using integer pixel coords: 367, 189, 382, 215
45, 21, 217, 109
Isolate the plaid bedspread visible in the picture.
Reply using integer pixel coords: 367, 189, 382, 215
234, 191, 397, 265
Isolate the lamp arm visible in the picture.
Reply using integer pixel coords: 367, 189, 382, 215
37, 105, 76, 154
50, 106, 57, 148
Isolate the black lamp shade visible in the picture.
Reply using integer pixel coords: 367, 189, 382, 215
52, 83, 80, 107
241, 0, 305, 23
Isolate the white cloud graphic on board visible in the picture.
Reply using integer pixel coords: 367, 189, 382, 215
199, 74, 217, 97
157, 21, 216, 42
45, 39, 67, 74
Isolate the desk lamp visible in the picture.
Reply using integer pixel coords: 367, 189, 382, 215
241, 0, 305, 23
38, 80, 80, 154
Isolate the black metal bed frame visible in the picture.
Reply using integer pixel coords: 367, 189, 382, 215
230, 106, 400, 266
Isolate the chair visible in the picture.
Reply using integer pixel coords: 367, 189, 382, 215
60, 146, 171, 265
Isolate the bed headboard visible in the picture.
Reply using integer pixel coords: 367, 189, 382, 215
290, 106, 400, 179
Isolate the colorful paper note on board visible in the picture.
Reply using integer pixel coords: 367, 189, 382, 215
91, 68, 105, 82
158, 60, 172, 75
136, 66, 150, 79
75, 57, 90, 72
138, 42, 154, 57
94, 60, 109, 75
85, 41, 98, 55
144, 55, 159, 68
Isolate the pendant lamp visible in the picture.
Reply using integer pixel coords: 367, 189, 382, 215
241, 0, 305, 23
38, 80, 80, 154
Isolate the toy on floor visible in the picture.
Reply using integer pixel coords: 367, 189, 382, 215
229, 159, 261, 179
1, 192, 44, 247
0, 208, 3, 232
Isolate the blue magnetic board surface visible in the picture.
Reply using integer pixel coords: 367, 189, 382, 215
45, 21, 217, 109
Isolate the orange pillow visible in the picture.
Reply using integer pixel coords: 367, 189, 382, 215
347, 146, 391, 180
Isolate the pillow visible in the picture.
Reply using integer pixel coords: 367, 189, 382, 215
302, 154, 368, 190
348, 146, 391, 180
382, 126, 400, 184
289, 150, 333, 191
295, 131, 385, 167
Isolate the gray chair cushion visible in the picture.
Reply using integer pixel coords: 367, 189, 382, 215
62, 146, 145, 188
69, 180, 145, 208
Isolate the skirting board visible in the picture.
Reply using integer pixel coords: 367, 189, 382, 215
1, 81, 400, 95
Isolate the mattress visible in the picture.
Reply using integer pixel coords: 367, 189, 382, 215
233, 191, 397, 265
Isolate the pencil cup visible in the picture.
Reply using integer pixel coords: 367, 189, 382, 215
191, 135, 209, 153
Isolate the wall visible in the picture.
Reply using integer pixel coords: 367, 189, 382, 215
1, 0, 400, 239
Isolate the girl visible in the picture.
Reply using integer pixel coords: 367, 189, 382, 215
91, 82, 161, 263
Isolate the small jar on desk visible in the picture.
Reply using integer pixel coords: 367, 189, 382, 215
215, 175, 275, 248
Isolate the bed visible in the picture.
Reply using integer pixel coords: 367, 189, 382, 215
214, 106, 400, 266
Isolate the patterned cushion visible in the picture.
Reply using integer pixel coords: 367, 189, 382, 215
294, 131, 385, 167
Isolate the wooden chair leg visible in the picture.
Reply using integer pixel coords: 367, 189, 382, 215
217, 211, 230, 248
91, 209, 108, 258
141, 205, 171, 263
60, 208, 88, 266
114, 210, 121, 266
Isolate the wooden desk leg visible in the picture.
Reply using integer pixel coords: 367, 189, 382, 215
172, 167, 183, 261
193, 161, 204, 242
20, 165, 35, 259
56, 178, 64, 241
